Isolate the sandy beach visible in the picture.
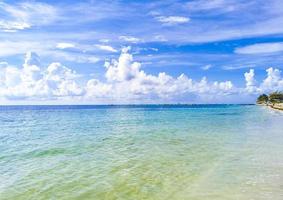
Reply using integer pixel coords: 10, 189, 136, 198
271, 103, 283, 111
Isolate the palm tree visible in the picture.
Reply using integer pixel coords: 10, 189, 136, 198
269, 92, 283, 106
256, 94, 269, 105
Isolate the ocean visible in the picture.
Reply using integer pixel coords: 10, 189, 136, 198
0, 105, 282, 199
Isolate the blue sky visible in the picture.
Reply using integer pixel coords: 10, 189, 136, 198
0, 0, 283, 104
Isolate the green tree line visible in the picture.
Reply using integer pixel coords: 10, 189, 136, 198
257, 92, 283, 105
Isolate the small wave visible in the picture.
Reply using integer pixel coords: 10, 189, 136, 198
214, 112, 240, 116
0, 116, 14, 122
27, 148, 67, 158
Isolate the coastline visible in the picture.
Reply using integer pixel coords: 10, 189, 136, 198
258, 103, 283, 111
270, 103, 283, 111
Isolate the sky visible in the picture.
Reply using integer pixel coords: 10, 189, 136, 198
0, 0, 283, 104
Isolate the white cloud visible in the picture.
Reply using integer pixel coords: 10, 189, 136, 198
57, 42, 117, 53
260, 67, 283, 92
86, 56, 100, 63
0, 49, 282, 103
0, 21, 31, 32
142, 1, 283, 43
244, 69, 258, 93
235, 42, 283, 54
45, 51, 100, 64
242, 67, 283, 94
0, 40, 101, 64
85, 79, 113, 99
0, 49, 236, 102
22, 52, 42, 83
49, 48, 103, 64
0, 52, 84, 100
99, 39, 110, 43
202, 64, 212, 70
104, 47, 141, 81
186, 0, 237, 12
0, 41, 49, 57
56, 43, 75, 49
0, 62, 8, 67
119, 36, 141, 43
153, 35, 168, 42
85, 47, 236, 102
244, 69, 255, 87
0, 2, 58, 32
155, 16, 190, 25
95, 44, 117, 52
45, 62, 83, 97
1, 1, 283, 46
24, 52, 41, 67
3, 67, 21, 87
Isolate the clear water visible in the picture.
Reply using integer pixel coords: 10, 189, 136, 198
0, 105, 282, 200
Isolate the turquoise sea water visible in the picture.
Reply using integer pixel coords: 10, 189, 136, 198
0, 105, 282, 200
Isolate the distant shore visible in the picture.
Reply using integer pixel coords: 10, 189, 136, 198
256, 92, 283, 111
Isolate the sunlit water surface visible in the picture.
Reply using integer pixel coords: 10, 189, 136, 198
0, 105, 282, 200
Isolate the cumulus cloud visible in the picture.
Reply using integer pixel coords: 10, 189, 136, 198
104, 47, 141, 81
242, 67, 283, 94
85, 47, 236, 103
244, 69, 258, 93
44, 62, 83, 97
260, 67, 283, 92
0, 52, 83, 100
244, 69, 255, 87
85, 79, 113, 99
1, 49, 282, 103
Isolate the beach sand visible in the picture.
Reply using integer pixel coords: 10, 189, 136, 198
271, 103, 283, 111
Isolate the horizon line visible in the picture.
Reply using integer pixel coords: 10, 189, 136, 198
0, 103, 255, 106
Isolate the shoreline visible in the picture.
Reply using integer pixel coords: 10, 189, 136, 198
258, 103, 283, 111
270, 103, 283, 111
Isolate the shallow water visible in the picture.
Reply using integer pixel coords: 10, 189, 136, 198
0, 105, 282, 200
